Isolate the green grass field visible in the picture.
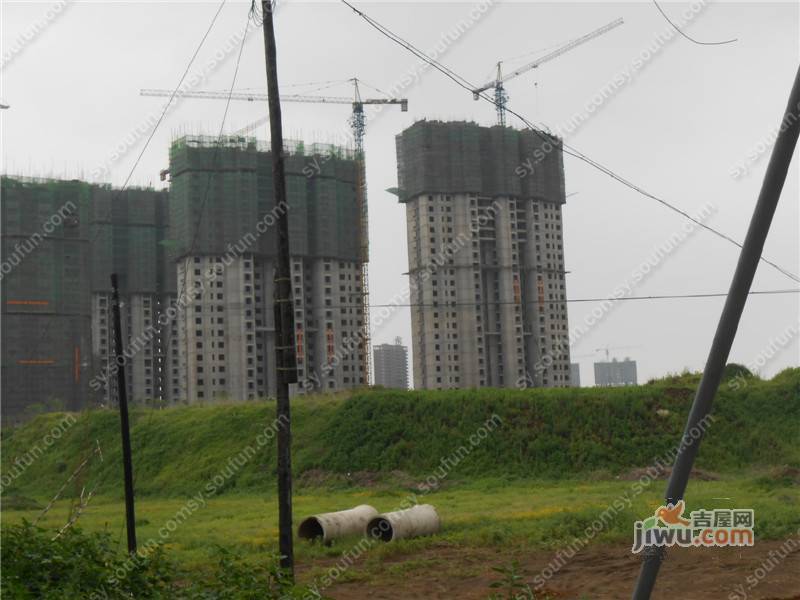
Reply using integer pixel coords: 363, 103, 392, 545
4, 475, 799, 579
3, 368, 798, 500
2, 369, 798, 597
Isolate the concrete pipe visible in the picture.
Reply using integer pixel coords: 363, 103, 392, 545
366, 504, 441, 542
298, 504, 379, 543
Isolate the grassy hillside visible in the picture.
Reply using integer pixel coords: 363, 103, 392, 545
2, 369, 798, 498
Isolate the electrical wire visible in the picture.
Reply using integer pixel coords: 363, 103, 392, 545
175, 4, 253, 361
339, 0, 799, 284
652, 0, 738, 46
367, 289, 800, 308
185, 15, 250, 259
119, 0, 228, 194
87, 0, 227, 248
169, 289, 798, 312
87, 0, 230, 392
109, 7, 252, 548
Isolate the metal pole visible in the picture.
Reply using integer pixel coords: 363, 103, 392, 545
111, 273, 137, 555
632, 66, 800, 599
261, 0, 297, 576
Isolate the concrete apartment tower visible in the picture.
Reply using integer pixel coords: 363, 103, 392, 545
169, 136, 366, 402
395, 121, 571, 389
373, 337, 409, 389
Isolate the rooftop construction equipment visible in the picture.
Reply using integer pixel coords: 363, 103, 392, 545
140, 78, 407, 155
471, 18, 624, 125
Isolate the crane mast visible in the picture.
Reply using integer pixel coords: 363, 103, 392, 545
350, 79, 371, 385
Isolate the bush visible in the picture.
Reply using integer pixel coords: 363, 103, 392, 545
1, 521, 175, 599
0, 522, 324, 599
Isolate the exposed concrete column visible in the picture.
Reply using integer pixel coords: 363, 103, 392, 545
523, 199, 543, 387
452, 193, 479, 387
493, 197, 521, 387
406, 196, 431, 388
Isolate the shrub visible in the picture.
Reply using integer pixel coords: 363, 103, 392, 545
0, 522, 324, 599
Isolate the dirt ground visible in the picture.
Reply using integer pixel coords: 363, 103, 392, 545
314, 539, 800, 599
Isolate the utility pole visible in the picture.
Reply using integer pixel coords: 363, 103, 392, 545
260, 0, 297, 576
111, 273, 137, 555
632, 66, 800, 599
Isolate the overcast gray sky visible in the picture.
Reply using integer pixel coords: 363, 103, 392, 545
2, 0, 799, 385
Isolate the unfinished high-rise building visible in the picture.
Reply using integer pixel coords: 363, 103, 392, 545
1, 135, 368, 421
168, 136, 366, 402
1, 177, 175, 424
395, 121, 570, 389
1, 178, 92, 424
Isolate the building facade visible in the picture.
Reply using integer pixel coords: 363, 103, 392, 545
1, 136, 367, 420
594, 358, 638, 386
88, 186, 176, 406
168, 136, 366, 401
1, 178, 92, 424
395, 121, 571, 390
570, 363, 581, 387
373, 337, 409, 389
1, 177, 175, 424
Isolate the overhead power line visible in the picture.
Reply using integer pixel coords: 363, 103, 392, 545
651, 0, 738, 46
182, 289, 798, 311
339, 0, 798, 284
120, 0, 228, 193
364, 289, 800, 308
185, 5, 250, 260
89, 0, 228, 247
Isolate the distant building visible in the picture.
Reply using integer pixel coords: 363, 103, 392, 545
373, 337, 409, 389
570, 363, 581, 387
594, 358, 637, 387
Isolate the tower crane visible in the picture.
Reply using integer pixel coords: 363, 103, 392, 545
140, 78, 407, 153
595, 345, 642, 361
140, 79, 408, 386
471, 17, 624, 126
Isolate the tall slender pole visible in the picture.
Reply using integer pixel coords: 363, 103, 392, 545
111, 273, 137, 555
261, 0, 297, 576
632, 66, 800, 599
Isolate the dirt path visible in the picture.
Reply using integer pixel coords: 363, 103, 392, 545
308, 539, 800, 599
